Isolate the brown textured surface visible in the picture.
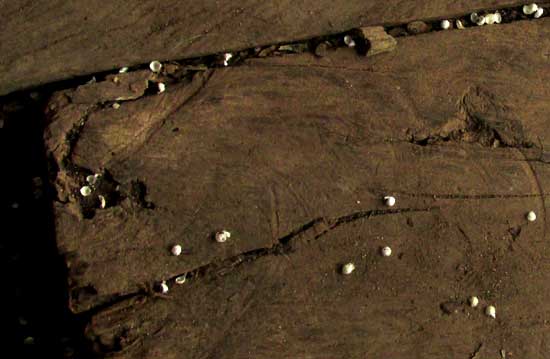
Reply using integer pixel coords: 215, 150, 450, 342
41, 18, 550, 358
0, 0, 534, 95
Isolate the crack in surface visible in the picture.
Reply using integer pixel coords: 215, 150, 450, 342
469, 342, 483, 359
83, 206, 438, 316
379, 191, 548, 200
9, 3, 548, 100
61, 105, 98, 171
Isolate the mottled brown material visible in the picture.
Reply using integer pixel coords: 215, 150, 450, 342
42, 18, 550, 359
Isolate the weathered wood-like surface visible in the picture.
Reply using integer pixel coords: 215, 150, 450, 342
45, 19, 550, 358
0, 0, 534, 95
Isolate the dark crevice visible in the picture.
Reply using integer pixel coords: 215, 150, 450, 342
469, 342, 484, 359
6, 3, 549, 102
60, 105, 97, 172
127, 180, 155, 210
277, 218, 326, 245
75, 169, 155, 219
78, 170, 124, 219
386, 3, 549, 37
508, 225, 523, 241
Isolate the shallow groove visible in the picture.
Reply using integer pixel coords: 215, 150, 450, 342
381, 191, 547, 200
